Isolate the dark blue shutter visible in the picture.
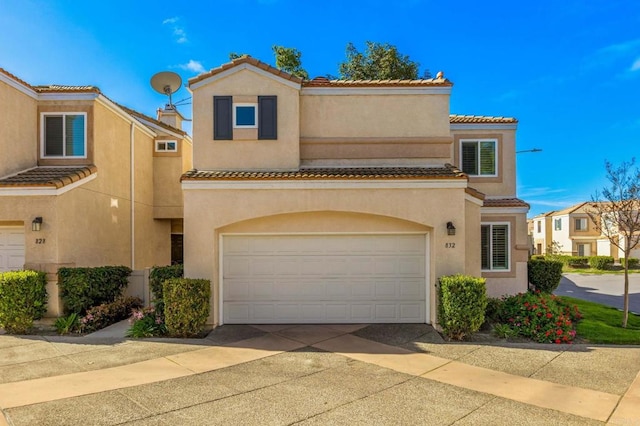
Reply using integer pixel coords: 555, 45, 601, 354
258, 96, 277, 140
213, 96, 232, 140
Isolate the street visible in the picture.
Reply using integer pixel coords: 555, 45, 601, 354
556, 273, 640, 314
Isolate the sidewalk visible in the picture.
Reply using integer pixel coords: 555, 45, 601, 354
1, 324, 639, 425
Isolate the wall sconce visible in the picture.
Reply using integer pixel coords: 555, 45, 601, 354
446, 221, 456, 236
32, 217, 42, 232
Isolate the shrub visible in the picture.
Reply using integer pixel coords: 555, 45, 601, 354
163, 278, 210, 338
438, 275, 487, 340
54, 313, 80, 335
496, 291, 581, 344
493, 323, 519, 339
588, 256, 614, 270
126, 306, 166, 338
58, 266, 132, 314
621, 258, 640, 269
79, 296, 142, 333
484, 297, 504, 325
566, 256, 589, 268
149, 264, 183, 315
0, 270, 48, 334
527, 260, 563, 293
530, 255, 545, 260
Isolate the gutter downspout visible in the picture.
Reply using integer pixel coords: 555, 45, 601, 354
130, 123, 135, 269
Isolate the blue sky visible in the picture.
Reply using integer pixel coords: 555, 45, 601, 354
1, 0, 638, 217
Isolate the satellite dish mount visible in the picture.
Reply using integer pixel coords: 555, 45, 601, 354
150, 71, 182, 110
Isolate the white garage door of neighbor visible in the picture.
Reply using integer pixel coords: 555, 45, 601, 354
0, 227, 25, 272
222, 234, 428, 324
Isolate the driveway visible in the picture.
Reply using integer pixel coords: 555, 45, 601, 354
556, 273, 640, 314
1, 323, 639, 425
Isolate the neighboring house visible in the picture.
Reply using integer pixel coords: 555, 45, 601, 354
529, 211, 555, 255
0, 68, 192, 315
182, 57, 530, 326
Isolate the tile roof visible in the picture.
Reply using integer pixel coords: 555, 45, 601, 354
182, 165, 466, 181
0, 67, 35, 90
552, 202, 589, 216
483, 198, 530, 208
34, 85, 101, 94
189, 56, 304, 86
117, 104, 187, 136
0, 166, 97, 189
450, 114, 518, 124
303, 75, 452, 88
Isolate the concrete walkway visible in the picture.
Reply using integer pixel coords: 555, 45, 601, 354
1, 324, 639, 425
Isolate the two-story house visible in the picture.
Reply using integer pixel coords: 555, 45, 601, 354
547, 203, 600, 256
182, 57, 529, 326
0, 68, 192, 315
530, 211, 555, 255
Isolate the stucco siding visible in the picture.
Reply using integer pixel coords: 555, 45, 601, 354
0, 80, 37, 176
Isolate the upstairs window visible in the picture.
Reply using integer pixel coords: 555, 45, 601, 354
155, 140, 177, 152
233, 104, 258, 128
214, 95, 277, 140
575, 218, 587, 231
554, 218, 562, 231
461, 139, 497, 176
537, 221, 541, 233
42, 113, 86, 157
481, 223, 510, 271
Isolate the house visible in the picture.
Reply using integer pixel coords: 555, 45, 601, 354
530, 211, 555, 255
182, 57, 530, 326
0, 68, 192, 316
531, 203, 600, 256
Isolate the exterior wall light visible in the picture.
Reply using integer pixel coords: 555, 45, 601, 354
446, 221, 456, 236
32, 217, 42, 232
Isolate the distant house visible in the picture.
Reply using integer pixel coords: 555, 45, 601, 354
0, 68, 192, 315
182, 57, 530, 326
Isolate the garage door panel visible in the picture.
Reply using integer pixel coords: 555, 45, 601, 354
223, 234, 427, 324
0, 227, 25, 272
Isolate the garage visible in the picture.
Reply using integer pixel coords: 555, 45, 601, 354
221, 234, 428, 324
0, 227, 25, 272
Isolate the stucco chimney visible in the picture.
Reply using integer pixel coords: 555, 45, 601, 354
156, 105, 184, 131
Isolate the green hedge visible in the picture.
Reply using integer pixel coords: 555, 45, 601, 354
0, 270, 48, 334
530, 255, 545, 260
588, 256, 614, 270
58, 266, 132, 314
80, 296, 143, 333
621, 258, 640, 269
149, 264, 183, 315
566, 256, 589, 267
438, 275, 487, 340
528, 260, 563, 293
163, 278, 210, 337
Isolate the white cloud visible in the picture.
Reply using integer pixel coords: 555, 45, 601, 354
179, 60, 205, 74
163, 17, 187, 44
631, 58, 640, 72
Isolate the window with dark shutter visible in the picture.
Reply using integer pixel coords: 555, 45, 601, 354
214, 96, 233, 140
258, 96, 277, 140
461, 142, 478, 175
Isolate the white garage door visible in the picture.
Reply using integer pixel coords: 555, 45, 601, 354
222, 234, 427, 324
0, 227, 25, 272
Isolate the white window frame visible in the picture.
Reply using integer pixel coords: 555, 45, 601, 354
481, 222, 511, 272
155, 139, 178, 153
554, 218, 562, 231
460, 138, 498, 177
40, 112, 88, 158
574, 217, 587, 231
537, 220, 541, 233
233, 103, 258, 129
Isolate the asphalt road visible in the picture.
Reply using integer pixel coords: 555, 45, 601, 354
556, 273, 640, 314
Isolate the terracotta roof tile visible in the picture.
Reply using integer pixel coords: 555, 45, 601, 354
182, 164, 466, 181
0, 67, 36, 90
303, 77, 452, 87
450, 114, 518, 124
117, 104, 187, 136
0, 166, 97, 189
483, 198, 530, 208
188, 56, 304, 86
34, 85, 101, 94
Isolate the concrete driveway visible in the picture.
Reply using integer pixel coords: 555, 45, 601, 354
556, 273, 640, 314
1, 324, 639, 425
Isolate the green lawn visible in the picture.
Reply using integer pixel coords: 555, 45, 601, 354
562, 267, 640, 275
559, 296, 640, 344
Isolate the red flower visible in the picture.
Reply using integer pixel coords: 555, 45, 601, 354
556, 329, 563, 335
546, 313, 553, 318
555, 339, 561, 344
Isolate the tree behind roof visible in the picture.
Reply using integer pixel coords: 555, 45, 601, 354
338, 41, 430, 80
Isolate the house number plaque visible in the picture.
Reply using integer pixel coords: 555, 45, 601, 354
35, 238, 46, 244
445, 242, 455, 248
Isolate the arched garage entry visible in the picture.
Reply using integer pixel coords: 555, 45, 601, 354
218, 211, 431, 324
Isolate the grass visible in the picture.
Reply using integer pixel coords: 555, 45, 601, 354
558, 296, 640, 344
562, 266, 640, 274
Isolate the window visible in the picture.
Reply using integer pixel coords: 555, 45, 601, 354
233, 103, 258, 128
575, 218, 587, 231
554, 218, 562, 231
155, 140, 177, 152
42, 113, 86, 157
213, 95, 278, 140
481, 223, 510, 271
461, 139, 497, 176
537, 221, 541, 233
577, 243, 591, 257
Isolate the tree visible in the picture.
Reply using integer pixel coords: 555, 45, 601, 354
338, 41, 430, 80
271, 45, 308, 79
228, 52, 250, 60
586, 159, 640, 328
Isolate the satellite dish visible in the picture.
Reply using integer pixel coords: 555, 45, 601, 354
150, 71, 182, 108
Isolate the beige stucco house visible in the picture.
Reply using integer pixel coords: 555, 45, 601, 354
530, 203, 601, 256
182, 57, 530, 326
0, 68, 192, 315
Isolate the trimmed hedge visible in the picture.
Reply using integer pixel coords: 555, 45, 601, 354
530, 255, 545, 260
164, 278, 210, 337
621, 258, 639, 269
588, 256, 614, 270
58, 266, 132, 314
149, 264, 183, 315
0, 270, 48, 334
566, 256, 589, 267
438, 275, 487, 340
80, 296, 143, 333
528, 260, 563, 293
